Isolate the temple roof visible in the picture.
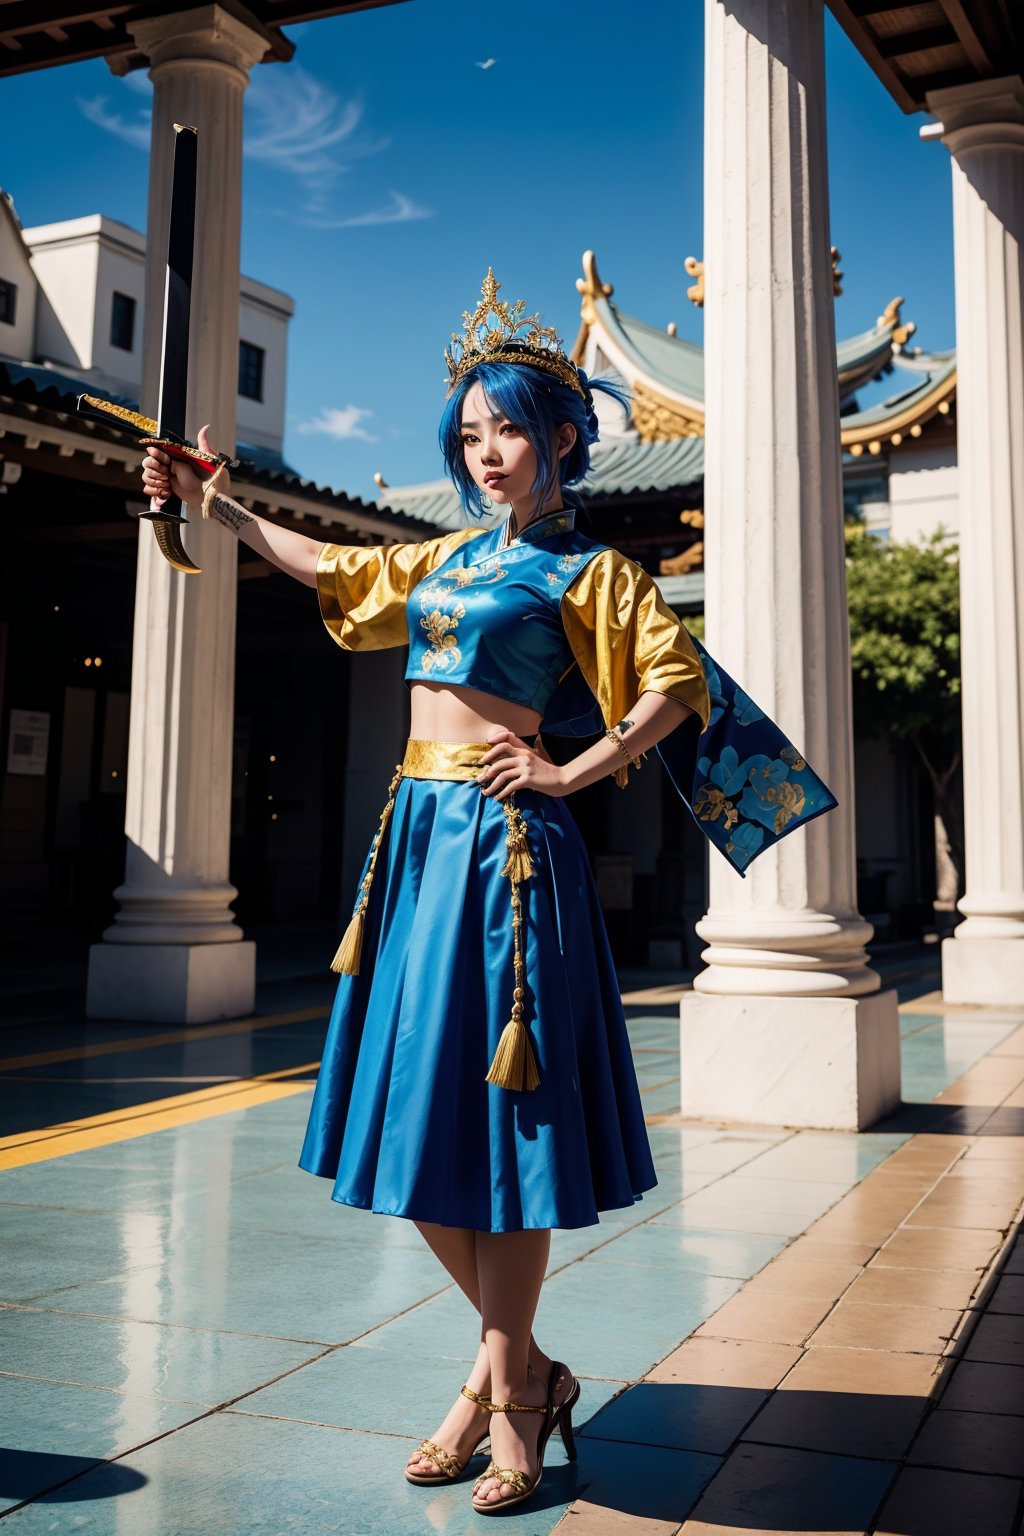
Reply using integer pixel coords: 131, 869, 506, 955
376, 435, 707, 532
571, 250, 954, 458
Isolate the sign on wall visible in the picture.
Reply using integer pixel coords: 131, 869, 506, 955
6, 710, 50, 776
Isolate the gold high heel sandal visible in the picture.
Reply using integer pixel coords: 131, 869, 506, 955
405, 1384, 493, 1486
471, 1361, 579, 1515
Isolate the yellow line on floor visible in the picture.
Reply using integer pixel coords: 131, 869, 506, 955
0, 1005, 328, 1073
0, 1061, 320, 1170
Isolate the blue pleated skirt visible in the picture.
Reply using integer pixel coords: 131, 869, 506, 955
298, 754, 657, 1232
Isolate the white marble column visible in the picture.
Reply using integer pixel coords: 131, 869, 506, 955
678, 0, 901, 1129
924, 79, 1024, 1005
87, 5, 273, 1023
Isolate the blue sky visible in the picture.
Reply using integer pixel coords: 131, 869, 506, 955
2, 0, 955, 500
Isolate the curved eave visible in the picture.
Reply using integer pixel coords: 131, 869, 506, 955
581, 291, 916, 427
841, 359, 957, 455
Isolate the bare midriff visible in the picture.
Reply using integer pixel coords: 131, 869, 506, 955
408, 681, 542, 743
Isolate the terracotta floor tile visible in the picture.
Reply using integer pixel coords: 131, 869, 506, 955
695, 1290, 834, 1347
962, 1137, 1024, 1163
802, 1210, 906, 1246
559, 1500, 680, 1536
680, 1442, 895, 1536
777, 1344, 942, 1397
945, 1158, 1024, 1181
808, 1299, 960, 1355
937, 1359, 1024, 1416
844, 1265, 979, 1311
742, 1382, 927, 1461
875, 1465, 1021, 1536
963, 1312, 1024, 1368
774, 1236, 878, 1267
872, 1226, 1002, 1273
739, 1260, 861, 1303
646, 1336, 801, 1390
909, 1407, 1024, 1476
906, 1185, 1021, 1230
1004, 1081, 1024, 1108
989, 1274, 1024, 1314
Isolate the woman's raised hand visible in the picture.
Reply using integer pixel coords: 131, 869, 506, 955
141, 425, 228, 510
478, 728, 568, 801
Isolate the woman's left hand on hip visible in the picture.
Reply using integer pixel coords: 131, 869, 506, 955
478, 728, 568, 800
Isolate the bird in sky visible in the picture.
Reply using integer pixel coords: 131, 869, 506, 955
476, 58, 496, 69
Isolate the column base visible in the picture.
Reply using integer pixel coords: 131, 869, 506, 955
942, 936, 1024, 1005
86, 940, 256, 1024
679, 989, 901, 1131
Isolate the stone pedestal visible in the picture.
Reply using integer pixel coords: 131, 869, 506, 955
681, 991, 901, 1131
680, 0, 901, 1123
87, 6, 274, 1023
923, 80, 1024, 1005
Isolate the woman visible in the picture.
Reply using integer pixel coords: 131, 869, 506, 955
141, 271, 829, 1514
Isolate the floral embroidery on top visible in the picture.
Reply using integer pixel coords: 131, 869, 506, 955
417, 562, 507, 673
556, 551, 583, 573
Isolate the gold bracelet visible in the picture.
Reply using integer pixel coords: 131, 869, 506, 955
605, 727, 642, 789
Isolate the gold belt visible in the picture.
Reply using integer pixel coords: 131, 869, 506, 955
328, 738, 540, 1094
401, 739, 490, 781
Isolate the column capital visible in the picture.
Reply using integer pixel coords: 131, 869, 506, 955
124, 3, 275, 79
922, 75, 1024, 155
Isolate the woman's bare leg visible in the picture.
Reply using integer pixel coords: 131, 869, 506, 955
407, 1220, 552, 1476
473, 1228, 552, 1507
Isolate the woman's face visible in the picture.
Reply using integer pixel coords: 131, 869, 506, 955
459, 380, 539, 510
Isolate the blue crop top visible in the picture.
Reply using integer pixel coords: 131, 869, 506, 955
403, 510, 599, 715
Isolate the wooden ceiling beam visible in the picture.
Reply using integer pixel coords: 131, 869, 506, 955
876, 25, 960, 60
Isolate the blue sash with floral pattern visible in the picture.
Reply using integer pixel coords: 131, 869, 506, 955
541, 636, 838, 877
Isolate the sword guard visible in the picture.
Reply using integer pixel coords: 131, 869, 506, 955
145, 511, 202, 575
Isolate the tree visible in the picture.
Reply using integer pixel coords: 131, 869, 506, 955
843, 524, 963, 915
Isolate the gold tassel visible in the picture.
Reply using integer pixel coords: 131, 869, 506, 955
199, 459, 229, 519
330, 907, 365, 975
614, 764, 630, 789
485, 1006, 541, 1092
328, 764, 403, 974
488, 797, 540, 1091
500, 802, 535, 882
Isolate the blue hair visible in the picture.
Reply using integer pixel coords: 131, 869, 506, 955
439, 360, 630, 521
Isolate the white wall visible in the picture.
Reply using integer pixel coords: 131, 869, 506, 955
238, 276, 293, 453
888, 443, 959, 545
18, 214, 292, 451
0, 196, 38, 363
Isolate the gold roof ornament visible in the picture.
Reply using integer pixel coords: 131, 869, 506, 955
445, 268, 585, 397
684, 256, 704, 309
575, 249, 614, 327
878, 296, 916, 351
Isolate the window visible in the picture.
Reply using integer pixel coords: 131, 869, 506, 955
238, 340, 264, 402
0, 279, 16, 326
110, 291, 136, 351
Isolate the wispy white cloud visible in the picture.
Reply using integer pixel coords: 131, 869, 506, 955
76, 66, 431, 229
297, 405, 377, 441
301, 191, 432, 229
77, 94, 152, 150
476, 58, 497, 69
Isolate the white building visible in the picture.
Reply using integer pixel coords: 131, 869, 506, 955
1, 195, 293, 459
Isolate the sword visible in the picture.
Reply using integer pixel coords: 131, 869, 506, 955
79, 124, 232, 574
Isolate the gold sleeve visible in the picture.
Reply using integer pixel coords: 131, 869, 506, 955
560, 548, 711, 731
316, 528, 483, 652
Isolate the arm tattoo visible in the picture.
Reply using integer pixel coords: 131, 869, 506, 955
209, 493, 254, 532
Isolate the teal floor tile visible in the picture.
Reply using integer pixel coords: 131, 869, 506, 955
0, 1304, 321, 1404
232, 1341, 622, 1439
533, 1263, 743, 1382
582, 1223, 786, 1279
0, 1408, 582, 1534
729, 1131, 908, 1184
0, 1375, 204, 1513
0, 1207, 167, 1303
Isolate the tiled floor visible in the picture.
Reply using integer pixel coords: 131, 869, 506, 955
1, 950, 1022, 1533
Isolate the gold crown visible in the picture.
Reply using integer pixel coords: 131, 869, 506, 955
445, 269, 585, 397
